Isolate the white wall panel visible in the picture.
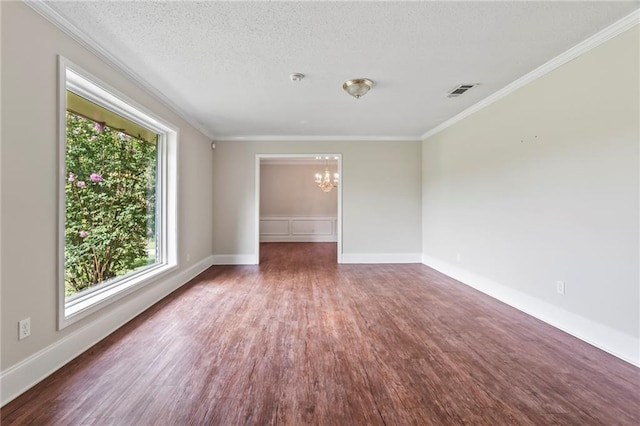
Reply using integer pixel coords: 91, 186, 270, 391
260, 217, 337, 242
260, 219, 290, 235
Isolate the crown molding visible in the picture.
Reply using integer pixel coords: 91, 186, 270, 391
213, 135, 421, 143
21, 1, 416, 144
23, 1, 638, 144
23, 0, 216, 141
421, 8, 640, 141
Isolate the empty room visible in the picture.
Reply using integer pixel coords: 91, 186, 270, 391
1, 1, 639, 424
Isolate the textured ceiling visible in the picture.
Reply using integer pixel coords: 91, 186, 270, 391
44, 1, 639, 140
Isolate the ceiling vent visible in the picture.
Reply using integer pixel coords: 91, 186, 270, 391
447, 84, 478, 98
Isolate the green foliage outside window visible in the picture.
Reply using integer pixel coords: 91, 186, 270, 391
65, 112, 158, 297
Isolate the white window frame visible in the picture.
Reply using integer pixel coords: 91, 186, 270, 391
58, 56, 178, 329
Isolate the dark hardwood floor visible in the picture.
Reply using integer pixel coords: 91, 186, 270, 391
2, 243, 639, 425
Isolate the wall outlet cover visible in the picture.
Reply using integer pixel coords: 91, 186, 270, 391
18, 318, 31, 340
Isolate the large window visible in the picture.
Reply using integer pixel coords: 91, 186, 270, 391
59, 57, 177, 328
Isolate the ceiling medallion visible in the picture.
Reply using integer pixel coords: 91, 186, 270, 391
342, 78, 374, 99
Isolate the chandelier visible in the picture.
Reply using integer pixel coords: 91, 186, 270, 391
314, 159, 338, 192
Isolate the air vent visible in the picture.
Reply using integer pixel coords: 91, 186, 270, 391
447, 84, 478, 98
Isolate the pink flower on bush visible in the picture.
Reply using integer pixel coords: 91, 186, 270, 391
90, 173, 103, 182
68, 172, 75, 182
79, 230, 88, 238
76, 181, 86, 188
94, 122, 104, 132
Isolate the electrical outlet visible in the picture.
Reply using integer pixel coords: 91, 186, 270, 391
456, 252, 461, 263
18, 318, 31, 340
186, 253, 191, 262
556, 280, 565, 295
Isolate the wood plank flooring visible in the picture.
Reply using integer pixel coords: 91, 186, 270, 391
2, 243, 639, 425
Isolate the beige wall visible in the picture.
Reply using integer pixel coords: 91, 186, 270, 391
5, 0, 636, 402
260, 163, 337, 217
422, 26, 639, 361
213, 140, 422, 257
1, 2, 214, 370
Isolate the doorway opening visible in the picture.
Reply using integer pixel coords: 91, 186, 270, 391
255, 154, 342, 264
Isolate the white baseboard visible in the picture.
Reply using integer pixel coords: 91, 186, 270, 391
260, 236, 337, 243
422, 254, 640, 367
0, 255, 214, 407
211, 254, 257, 265
341, 253, 422, 264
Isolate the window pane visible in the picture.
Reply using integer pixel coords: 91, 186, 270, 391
64, 104, 158, 298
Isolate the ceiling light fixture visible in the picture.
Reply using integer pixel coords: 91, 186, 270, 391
290, 73, 305, 82
342, 78, 374, 99
314, 158, 338, 193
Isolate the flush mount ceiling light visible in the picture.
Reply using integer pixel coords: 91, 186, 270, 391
342, 78, 374, 99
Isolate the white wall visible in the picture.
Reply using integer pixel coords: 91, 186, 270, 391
260, 163, 337, 216
212, 140, 422, 262
1, 2, 214, 401
422, 26, 639, 364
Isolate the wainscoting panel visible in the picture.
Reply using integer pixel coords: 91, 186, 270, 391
260, 216, 337, 242
260, 219, 290, 236
291, 218, 332, 236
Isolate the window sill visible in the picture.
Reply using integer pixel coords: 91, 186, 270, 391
60, 262, 177, 329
